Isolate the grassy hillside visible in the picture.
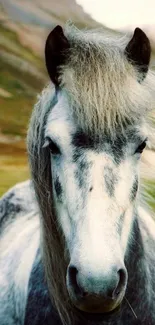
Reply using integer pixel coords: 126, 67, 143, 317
0, 25, 46, 195
0, 0, 100, 195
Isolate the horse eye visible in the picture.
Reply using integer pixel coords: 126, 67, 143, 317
48, 140, 61, 155
135, 140, 147, 154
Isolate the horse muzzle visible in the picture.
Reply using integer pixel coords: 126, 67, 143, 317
66, 263, 127, 313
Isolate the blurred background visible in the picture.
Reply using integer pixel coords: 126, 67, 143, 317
0, 0, 155, 208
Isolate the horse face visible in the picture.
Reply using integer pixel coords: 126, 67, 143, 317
45, 91, 146, 314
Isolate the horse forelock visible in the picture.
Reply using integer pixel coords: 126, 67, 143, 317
60, 24, 155, 136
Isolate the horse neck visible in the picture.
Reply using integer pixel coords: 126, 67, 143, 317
124, 211, 152, 317
126, 212, 145, 272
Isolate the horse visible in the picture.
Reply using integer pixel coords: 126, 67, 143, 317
0, 23, 155, 325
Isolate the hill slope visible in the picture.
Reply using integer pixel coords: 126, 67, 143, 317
0, 0, 100, 194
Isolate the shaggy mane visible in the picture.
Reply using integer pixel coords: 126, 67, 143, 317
61, 25, 155, 135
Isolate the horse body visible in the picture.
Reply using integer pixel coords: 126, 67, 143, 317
0, 24, 155, 324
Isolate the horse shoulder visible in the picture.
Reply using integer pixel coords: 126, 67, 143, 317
0, 181, 40, 325
0, 180, 37, 234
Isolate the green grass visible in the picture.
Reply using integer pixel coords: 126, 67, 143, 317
0, 27, 45, 137
0, 23, 45, 194
0, 52, 44, 137
0, 62, 36, 137
144, 180, 155, 211
0, 57, 44, 95
0, 145, 30, 196
0, 96, 35, 136
0, 165, 29, 197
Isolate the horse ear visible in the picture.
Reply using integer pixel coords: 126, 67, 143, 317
125, 28, 151, 81
45, 25, 70, 86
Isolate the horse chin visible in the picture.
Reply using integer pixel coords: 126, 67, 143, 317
74, 302, 122, 323
73, 297, 123, 315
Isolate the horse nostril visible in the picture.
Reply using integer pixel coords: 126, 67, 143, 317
68, 266, 85, 296
113, 268, 126, 298
68, 266, 78, 290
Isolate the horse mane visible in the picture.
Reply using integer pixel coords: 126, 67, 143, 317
61, 24, 155, 135
27, 24, 155, 325
27, 85, 73, 325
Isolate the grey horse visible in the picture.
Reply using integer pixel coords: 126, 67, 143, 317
0, 24, 155, 325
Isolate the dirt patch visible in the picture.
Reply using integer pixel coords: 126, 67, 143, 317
0, 88, 12, 98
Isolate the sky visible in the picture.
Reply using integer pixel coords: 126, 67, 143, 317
76, 0, 155, 30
